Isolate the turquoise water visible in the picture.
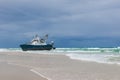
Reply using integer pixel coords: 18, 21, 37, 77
0, 47, 120, 53
1, 48, 120, 64
54, 48, 120, 53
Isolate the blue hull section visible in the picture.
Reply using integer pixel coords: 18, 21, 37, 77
20, 44, 55, 51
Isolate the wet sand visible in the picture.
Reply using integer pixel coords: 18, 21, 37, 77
0, 52, 120, 80
0, 62, 47, 80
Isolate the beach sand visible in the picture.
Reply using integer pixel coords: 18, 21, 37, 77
0, 52, 120, 80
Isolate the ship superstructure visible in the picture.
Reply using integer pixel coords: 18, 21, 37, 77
20, 34, 55, 51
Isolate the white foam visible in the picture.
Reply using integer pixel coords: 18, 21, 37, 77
0, 48, 22, 52
66, 53, 120, 64
0, 48, 9, 52
66, 53, 105, 63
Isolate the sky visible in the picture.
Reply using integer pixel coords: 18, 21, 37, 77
0, 0, 120, 48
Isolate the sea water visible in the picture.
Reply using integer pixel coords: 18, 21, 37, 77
1, 48, 120, 64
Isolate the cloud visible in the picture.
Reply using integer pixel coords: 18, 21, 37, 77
0, 0, 120, 47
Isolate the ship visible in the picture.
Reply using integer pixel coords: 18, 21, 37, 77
20, 34, 55, 51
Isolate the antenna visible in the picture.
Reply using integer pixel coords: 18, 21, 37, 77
44, 34, 48, 40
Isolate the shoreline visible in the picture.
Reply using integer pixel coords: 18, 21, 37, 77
0, 52, 120, 80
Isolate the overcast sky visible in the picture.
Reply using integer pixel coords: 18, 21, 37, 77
0, 0, 120, 48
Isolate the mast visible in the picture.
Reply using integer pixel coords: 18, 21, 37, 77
31, 34, 40, 45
